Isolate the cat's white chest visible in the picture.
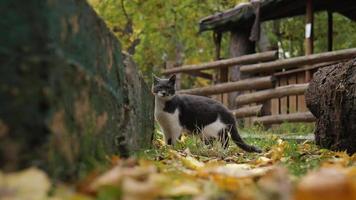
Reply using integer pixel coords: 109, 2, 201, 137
155, 108, 181, 131
154, 98, 183, 144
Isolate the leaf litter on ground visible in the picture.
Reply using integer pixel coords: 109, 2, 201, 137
1, 136, 356, 200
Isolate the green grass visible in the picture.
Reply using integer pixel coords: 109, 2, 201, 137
136, 122, 325, 177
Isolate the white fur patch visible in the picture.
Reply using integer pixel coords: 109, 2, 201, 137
201, 117, 226, 139
155, 101, 182, 144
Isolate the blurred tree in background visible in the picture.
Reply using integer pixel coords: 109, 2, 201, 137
88, 0, 356, 87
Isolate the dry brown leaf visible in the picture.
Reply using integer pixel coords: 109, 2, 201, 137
321, 151, 353, 167
295, 167, 356, 200
122, 174, 165, 200
89, 164, 156, 191
257, 167, 292, 200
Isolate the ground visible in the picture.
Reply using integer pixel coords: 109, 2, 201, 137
1, 123, 355, 200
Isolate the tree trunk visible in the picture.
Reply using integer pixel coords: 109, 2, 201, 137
0, 0, 154, 179
305, 59, 356, 154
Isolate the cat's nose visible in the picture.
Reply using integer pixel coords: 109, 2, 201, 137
161, 91, 167, 96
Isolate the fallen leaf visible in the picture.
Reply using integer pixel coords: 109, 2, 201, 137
169, 149, 205, 170
295, 167, 356, 200
121, 174, 165, 200
254, 156, 273, 167
257, 167, 292, 200
162, 180, 201, 196
0, 168, 51, 200
89, 164, 156, 191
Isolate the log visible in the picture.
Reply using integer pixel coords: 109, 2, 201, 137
273, 61, 339, 77
179, 76, 275, 96
253, 112, 316, 125
232, 105, 264, 118
187, 71, 213, 79
0, 0, 154, 177
240, 48, 356, 74
235, 83, 309, 106
162, 51, 278, 75
305, 59, 356, 154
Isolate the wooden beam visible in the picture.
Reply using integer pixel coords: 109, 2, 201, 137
253, 112, 316, 125
240, 48, 356, 74
232, 105, 264, 118
273, 61, 339, 77
162, 51, 278, 75
186, 71, 213, 79
178, 76, 275, 96
235, 83, 308, 106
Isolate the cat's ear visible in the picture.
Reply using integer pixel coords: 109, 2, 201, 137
152, 73, 160, 85
168, 74, 176, 85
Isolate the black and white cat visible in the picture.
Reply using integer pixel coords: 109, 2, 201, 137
152, 74, 262, 153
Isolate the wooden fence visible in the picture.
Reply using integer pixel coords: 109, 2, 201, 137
163, 48, 356, 126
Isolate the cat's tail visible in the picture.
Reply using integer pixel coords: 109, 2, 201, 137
229, 124, 262, 153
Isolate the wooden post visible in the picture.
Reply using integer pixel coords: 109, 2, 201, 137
213, 31, 222, 60
328, 11, 333, 52
229, 30, 255, 108
305, 0, 314, 82
213, 31, 226, 103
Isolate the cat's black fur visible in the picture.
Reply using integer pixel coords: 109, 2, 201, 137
153, 74, 262, 153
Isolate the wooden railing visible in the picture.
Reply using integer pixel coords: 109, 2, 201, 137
163, 48, 356, 126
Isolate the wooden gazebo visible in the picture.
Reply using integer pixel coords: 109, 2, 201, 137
163, 0, 356, 126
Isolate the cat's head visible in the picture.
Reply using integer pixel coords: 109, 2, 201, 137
152, 74, 176, 100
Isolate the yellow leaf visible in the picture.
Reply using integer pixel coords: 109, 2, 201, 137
201, 164, 273, 179
162, 181, 201, 196
168, 149, 205, 170
254, 156, 273, 167
181, 156, 205, 170
0, 168, 51, 200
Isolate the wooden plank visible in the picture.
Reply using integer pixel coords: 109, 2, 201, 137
179, 76, 275, 96
235, 83, 309, 106
162, 51, 278, 75
288, 75, 297, 113
253, 112, 316, 125
219, 67, 229, 106
297, 73, 308, 112
280, 77, 288, 114
271, 97, 279, 115
186, 71, 213, 79
240, 48, 356, 74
